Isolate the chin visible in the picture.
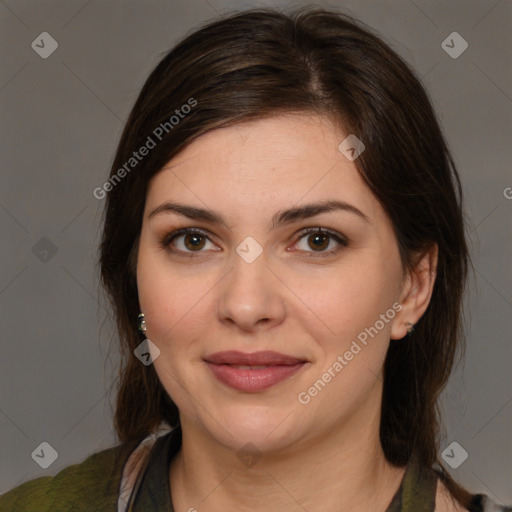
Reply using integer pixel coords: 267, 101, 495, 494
199, 404, 306, 454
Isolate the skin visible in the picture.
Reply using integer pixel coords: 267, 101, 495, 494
136, 113, 442, 512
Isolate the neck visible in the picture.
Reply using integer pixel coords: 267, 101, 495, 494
169, 389, 406, 512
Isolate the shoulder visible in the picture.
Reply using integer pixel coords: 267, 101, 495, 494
435, 479, 512, 512
0, 440, 137, 512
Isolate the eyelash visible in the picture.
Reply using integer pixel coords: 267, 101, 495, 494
159, 227, 349, 258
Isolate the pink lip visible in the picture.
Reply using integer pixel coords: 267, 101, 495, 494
204, 351, 307, 392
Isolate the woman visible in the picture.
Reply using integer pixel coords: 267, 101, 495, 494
1, 6, 510, 512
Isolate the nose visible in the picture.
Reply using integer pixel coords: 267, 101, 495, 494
217, 249, 287, 332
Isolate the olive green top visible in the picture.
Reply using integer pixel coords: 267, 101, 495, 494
0, 426, 509, 511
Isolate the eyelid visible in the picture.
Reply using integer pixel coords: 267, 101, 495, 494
159, 226, 349, 256
159, 227, 217, 250
294, 226, 349, 251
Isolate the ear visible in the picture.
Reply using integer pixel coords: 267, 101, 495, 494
390, 243, 438, 340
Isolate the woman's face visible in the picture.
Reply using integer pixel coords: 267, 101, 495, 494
137, 114, 408, 453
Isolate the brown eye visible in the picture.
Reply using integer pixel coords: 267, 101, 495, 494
160, 228, 216, 256
294, 227, 348, 256
182, 233, 206, 251
306, 233, 330, 251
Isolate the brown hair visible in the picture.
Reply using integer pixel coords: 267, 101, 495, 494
99, 6, 473, 507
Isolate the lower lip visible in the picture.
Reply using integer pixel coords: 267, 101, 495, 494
205, 362, 306, 392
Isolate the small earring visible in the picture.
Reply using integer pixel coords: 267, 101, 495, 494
405, 321, 415, 335
138, 312, 147, 333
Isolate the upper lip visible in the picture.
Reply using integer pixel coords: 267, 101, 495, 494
204, 351, 306, 366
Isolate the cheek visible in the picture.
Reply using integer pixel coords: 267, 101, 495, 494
314, 262, 396, 334
301, 271, 398, 408
299, 258, 401, 374
136, 246, 214, 346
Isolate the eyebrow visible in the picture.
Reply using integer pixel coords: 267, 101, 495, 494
148, 199, 370, 229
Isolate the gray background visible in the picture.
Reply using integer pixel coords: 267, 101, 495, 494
1, 0, 511, 504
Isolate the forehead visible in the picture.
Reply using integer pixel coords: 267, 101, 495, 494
144, 114, 381, 225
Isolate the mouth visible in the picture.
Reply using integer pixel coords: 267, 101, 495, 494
203, 351, 308, 392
